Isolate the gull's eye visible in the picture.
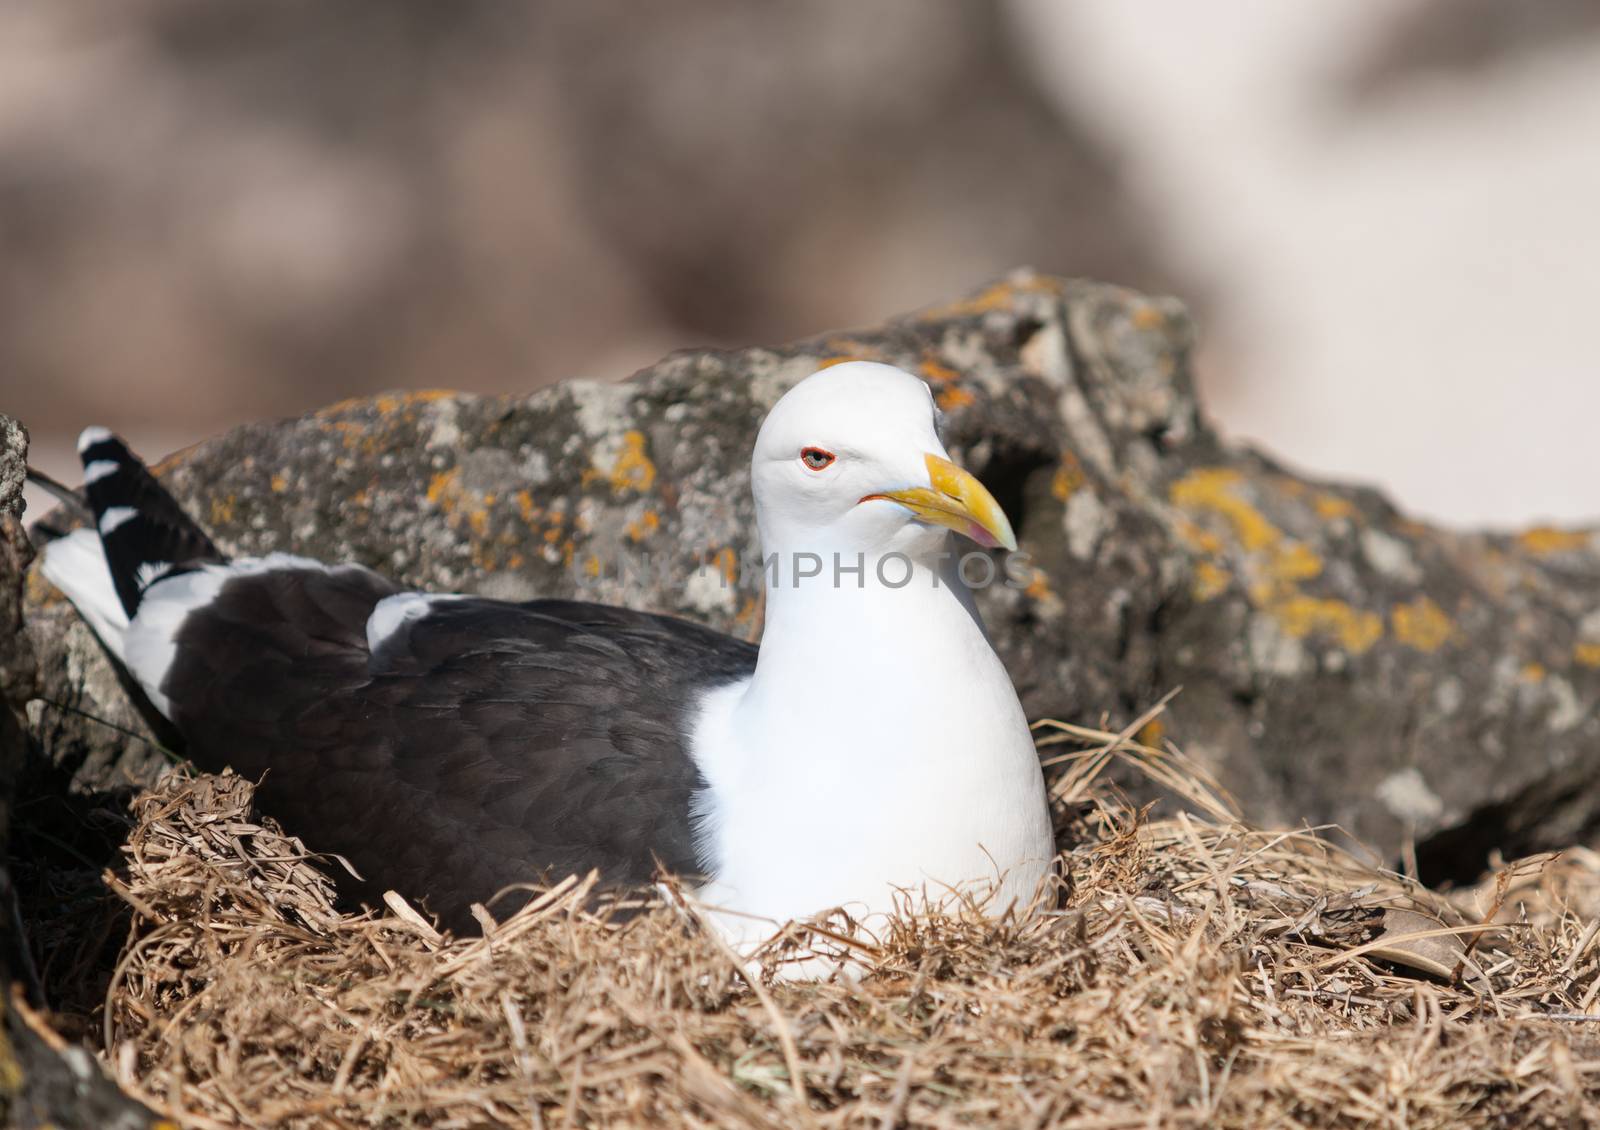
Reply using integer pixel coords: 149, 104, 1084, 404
800, 447, 836, 471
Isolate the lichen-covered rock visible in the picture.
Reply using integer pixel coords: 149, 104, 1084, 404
20, 273, 1600, 881
0, 415, 162, 1129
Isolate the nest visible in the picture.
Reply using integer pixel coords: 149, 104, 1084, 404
80, 718, 1600, 1127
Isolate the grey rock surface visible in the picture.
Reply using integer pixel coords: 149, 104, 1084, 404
19, 273, 1600, 882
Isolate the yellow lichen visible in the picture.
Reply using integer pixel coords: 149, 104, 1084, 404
1574, 643, 1600, 668
1191, 560, 1232, 602
208, 495, 236, 526
1391, 597, 1456, 653
1272, 596, 1384, 655
1268, 542, 1323, 584
1519, 526, 1592, 555
1173, 519, 1224, 557
1169, 468, 1282, 552
1313, 494, 1356, 520
269, 473, 288, 494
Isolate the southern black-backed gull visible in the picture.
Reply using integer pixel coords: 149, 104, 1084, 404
41, 362, 1054, 950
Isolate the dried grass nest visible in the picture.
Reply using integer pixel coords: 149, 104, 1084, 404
80, 714, 1600, 1128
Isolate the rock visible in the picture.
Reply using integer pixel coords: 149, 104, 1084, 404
19, 272, 1600, 888
0, 415, 161, 1129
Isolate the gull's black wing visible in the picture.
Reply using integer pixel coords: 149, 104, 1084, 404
159, 566, 757, 930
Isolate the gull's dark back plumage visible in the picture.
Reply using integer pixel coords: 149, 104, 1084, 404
160, 574, 757, 930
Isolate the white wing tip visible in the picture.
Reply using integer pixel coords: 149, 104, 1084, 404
98, 506, 138, 534
77, 425, 114, 454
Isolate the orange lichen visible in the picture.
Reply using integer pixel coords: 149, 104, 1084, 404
1520, 662, 1547, 683
916, 276, 1064, 322
1024, 569, 1056, 601
372, 389, 456, 417
710, 546, 739, 586
426, 469, 460, 509
208, 495, 236, 526
1519, 526, 1591, 556
1130, 303, 1165, 331
608, 431, 657, 496
1272, 596, 1384, 655
269, 473, 288, 494
733, 594, 763, 629
26, 569, 62, 606
322, 421, 367, 450
935, 386, 976, 412
916, 281, 1019, 321
1574, 643, 1600, 669
918, 358, 959, 384
319, 388, 457, 420
627, 510, 661, 543
1391, 597, 1456, 653
1051, 455, 1087, 502
514, 489, 538, 523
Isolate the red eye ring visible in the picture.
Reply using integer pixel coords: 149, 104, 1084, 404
800, 446, 836, 471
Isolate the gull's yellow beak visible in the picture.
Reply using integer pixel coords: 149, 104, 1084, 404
862, 453, 1018, 551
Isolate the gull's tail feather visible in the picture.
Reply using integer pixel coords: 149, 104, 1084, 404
39, 429, 225, 661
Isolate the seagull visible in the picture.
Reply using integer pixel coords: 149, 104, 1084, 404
40, 361, 1055, 948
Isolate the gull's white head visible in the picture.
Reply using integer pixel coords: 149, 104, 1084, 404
750, 361, 1016, 558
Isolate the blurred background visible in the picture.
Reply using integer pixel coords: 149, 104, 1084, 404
5, 0, 1598, 528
